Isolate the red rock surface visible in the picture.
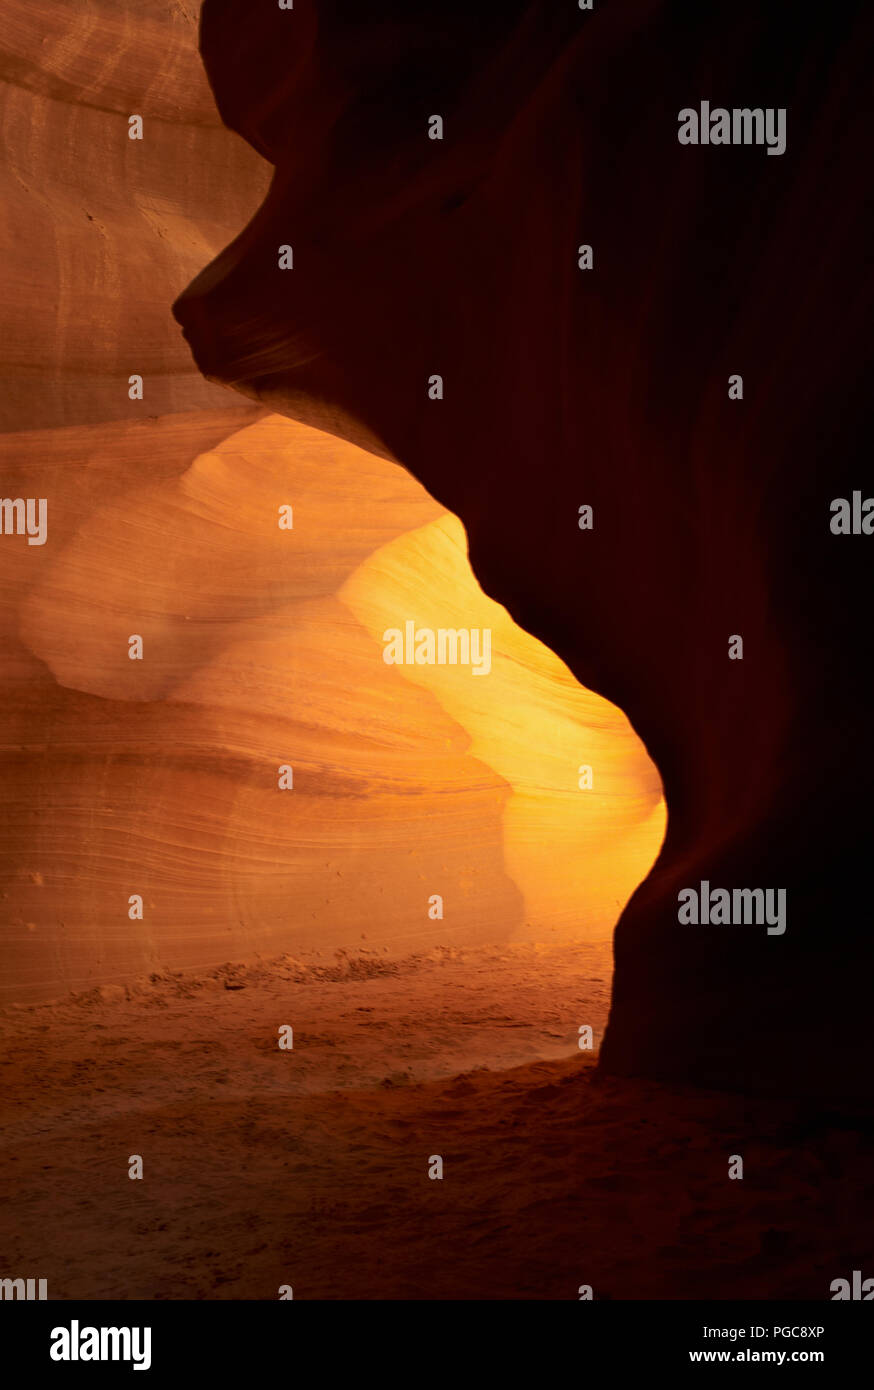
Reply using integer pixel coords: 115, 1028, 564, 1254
175, 0, 874, 1104
0, 5, 662, 1004
0, 408, 662, 1003
0, 0, 269, 429
2, 0, 872, 1308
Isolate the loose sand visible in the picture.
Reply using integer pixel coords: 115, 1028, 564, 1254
1, 940, 870, 1299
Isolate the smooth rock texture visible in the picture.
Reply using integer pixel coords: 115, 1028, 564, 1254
0, 0, 270, 429
175, 0, 874, 1101
0, 1, 663, 1005
1, 411, 662, 1002
2, 0, 872, 1307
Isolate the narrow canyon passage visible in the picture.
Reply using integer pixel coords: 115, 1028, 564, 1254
3, 0, 873, 1313
2, 411, 664, 1001
0, 408, 670, 1296
1, 412, 870, 1302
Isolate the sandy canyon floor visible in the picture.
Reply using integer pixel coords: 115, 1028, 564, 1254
1, 939, 871, 1301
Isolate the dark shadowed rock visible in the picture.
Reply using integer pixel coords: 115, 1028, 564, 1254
175, 0, 874, 1103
